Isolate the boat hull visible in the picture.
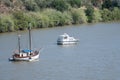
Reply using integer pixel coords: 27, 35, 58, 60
9, 53, 40, 61
57, 40, 79, 45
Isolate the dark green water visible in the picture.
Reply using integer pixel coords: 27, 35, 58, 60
0, 23, 120, 80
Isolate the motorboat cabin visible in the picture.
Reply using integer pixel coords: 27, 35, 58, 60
57, 33, 79, 45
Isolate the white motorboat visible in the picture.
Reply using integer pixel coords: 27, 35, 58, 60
9, 23, 40, 61
57, 33, 79, 45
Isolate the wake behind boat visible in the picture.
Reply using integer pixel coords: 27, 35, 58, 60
57, 33, 79, 45
9, 23, 40, 62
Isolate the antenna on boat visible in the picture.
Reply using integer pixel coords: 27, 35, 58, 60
28, 22, 32, 53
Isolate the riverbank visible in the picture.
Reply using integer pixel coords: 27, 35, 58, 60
0, 0, 120, 33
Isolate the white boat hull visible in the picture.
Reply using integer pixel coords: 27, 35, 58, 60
9, 53, 40, 61
57, 40, 78, 45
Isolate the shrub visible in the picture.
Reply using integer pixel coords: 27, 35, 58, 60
67, 0, 81, 8
4, 0, 14, 7
85, 6, 94, 23
35, 0, 53, 9
51, 0, 69, 12
92, 9, 102, 23
111, 7, 120, 21
13, 11, 32, 30
0, 14, 14, 32
42, 9, 61, 27
71, 8, 87, 24
24, 0, 39, 11
39, 14, 50, 28
101, 9, 112, 22
62, 11, 72, 25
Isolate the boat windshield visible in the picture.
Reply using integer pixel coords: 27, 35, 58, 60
64, 36, 67, 39
22, 49, 32, 53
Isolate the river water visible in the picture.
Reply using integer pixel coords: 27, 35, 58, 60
0, 23, 120, 80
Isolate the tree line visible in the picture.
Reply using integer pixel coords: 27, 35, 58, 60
0, 0, 120, 33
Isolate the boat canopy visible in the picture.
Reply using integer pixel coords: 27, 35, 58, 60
22, 49, 32, 53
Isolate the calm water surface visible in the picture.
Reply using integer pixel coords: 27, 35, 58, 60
0, 23, 120, 80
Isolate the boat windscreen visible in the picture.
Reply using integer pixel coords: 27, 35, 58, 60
22, 49, 32, 53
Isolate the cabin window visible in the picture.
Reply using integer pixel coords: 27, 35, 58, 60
64, 36, 67, 39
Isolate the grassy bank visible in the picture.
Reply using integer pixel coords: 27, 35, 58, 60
0, 0, 120, 33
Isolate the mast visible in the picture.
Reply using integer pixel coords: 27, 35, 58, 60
18, 34, 21, 53
28, 23, 32, 53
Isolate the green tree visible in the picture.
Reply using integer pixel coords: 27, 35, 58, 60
29, 12, 42, 28
62, 11, 72, 25
81, 0, 92, 6
91, 0, 102, 8
13, 11, 32, 30
42, 9, 61, 27
4, 0, 14, 7
85, 6, 94, 22
0, 15, 14, 32
102, 0, 120, 10
51, 0, 69, 12
35, 0, 53, 9
29, 12, 50, 28
111, 7, 120, 21
92, 9, 102, 22
67, 0, 81, 8
39, 14, 50, 28
24, 0, 39, 11
71, 8, 87, 24
101, 9, 112, 22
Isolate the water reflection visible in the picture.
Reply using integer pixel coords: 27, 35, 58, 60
58, 43, 78, 48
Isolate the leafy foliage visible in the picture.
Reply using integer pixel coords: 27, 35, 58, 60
101, 9, 112, 22
102, 0, 120, 10
85, 6, 94, 22
71, 8, 87, 24
13, 11, 32, 30
51, 0, 69, 12
35, 0, 53, 9
92, 9, 102, 22
112, 7, 120, 20
0, 0, 120, 33
24, 0, 39, 11
67, 0, 81, 8
0, 14, 14, 32
101, 7, 120, 22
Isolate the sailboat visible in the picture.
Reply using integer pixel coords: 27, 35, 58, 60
9, 23, 40, 61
